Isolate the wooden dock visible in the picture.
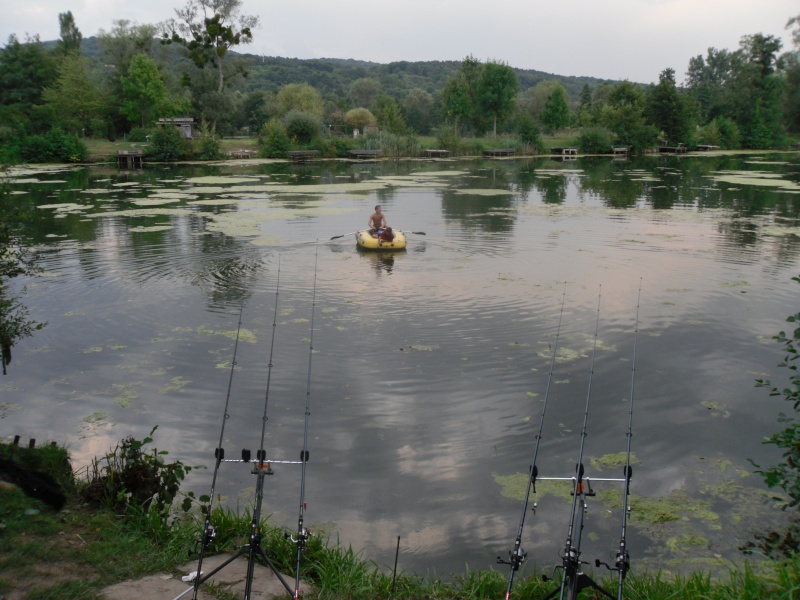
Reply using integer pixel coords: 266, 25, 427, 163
116, 150, 144, 168
551, 147, 578, 156
612, 146, 628, 155
483, 148, 516, 157
228, 149, 254, 159
348, 149, 383, 160
288, 150, 320, 163
696, 145, 720, 151
658, 145, 687, 154
422, 149, 450, 158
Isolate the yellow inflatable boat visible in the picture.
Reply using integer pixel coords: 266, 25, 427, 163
355, 229, 407, 251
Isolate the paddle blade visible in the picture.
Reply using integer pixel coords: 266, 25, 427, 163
330, 235, 344, 240
410, 231, 426, 235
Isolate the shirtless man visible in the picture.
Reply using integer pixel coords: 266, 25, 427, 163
368, 205, 387, 237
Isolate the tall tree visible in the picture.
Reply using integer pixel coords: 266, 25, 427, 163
477, 60, 519, 137
645, 68, 692, 144
57, 11, 83, 56
0, 35, 57, 130
164, 0, 259, 93
42, 53, 101, 135
348, 78, 382, 108
373, 94, 406, 134
540, 85, 571, 133
120, 54, 183, 127
731, 33, 785, 147
275, 83, 324, 119
685, 48, 733, 122
401, 88, 434, 135
438, 74, 471, 135
782, 16, 800, 133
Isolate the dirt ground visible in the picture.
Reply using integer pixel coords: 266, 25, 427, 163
100, 553, 309, 599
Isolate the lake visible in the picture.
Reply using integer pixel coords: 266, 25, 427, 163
2, 151, 800, 578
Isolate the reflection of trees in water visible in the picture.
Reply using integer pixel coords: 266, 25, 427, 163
438, 189, 517, 234
1, 178, 46, 375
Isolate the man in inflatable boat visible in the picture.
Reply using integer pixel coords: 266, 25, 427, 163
368, 205, 395, 245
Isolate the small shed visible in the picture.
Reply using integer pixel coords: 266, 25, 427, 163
157, 117, 195, 139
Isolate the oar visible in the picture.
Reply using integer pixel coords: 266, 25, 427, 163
406, 231, 426, 235
330, 231, 359, 240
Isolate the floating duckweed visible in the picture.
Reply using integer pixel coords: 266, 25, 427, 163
591, 452, 640, 471
207, 328, 257, 343
83, 411, 108, 423
700, 400, 731, 418
130, 225, 174, 232
185, 176, 261, 184
159, 376, 191, 393
114, 390, 138, 408
83, 345, 103, 354
410, 171, 469, 176
453, 188, 515, 196
666, 533, 710, 555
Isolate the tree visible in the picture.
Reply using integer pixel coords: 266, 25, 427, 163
438, 74, 471, 134
164, 0, 259, 93
275, 83, 324, 119
685, 48, 733, 122
401, 88, 433, 134
42, 53, 101, 135
599, 81, 658, 153
344, 108, 376, 132
373, 94, 406, 134
477, 60, 519, 137
120, 54, 171, 127
57, 11, 82, 56
730, 33, 785, 147
781, 16, 800, 133
0, 35, 57, 130
645, 68, 693, 144
540, 86, 570, 133
348, 78, 382, 108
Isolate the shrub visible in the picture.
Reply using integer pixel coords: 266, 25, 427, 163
193, 118, 222, 161
434, 127, 464, 155
146, 126, 189, 162
516, 116, 546, 154
578, 127, 615, 154
127, 127, 152, 143
311, 136, 352, 158
258, 118, 291, 158
283, 109, 322, 144
80, 426, 196, 518
18, 128, 87, 163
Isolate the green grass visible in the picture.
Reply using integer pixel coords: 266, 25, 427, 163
2, 440, 800, 599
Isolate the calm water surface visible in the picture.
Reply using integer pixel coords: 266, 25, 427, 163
3, 152, 800, 577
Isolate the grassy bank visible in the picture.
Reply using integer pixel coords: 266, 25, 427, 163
2, 439, 799, 599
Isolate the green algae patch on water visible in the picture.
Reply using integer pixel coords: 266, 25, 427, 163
184, 176, 262, 185
130, 225, 174, 233
590, 452, 640, 472
198, 326, 257, 344
87, 208, 194, 219
159, 376, 191, 393
452, 188, 516, 196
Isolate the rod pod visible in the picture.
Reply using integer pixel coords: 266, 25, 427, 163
498, 283, 568, 599
595, 279, 642, 600
190, 298, 247, 600
290, 243, 320, 598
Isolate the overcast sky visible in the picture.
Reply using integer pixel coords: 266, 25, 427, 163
4, 1, 798, 83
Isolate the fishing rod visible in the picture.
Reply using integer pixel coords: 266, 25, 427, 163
189, 297, 247, 600
544, 286, 615, 600
240, 256, 295, 599
595, 279, 642, 600
289, 242, 319, 599
497, 283, 568, 599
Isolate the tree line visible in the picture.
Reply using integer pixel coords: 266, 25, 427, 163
0, 0, 798, 163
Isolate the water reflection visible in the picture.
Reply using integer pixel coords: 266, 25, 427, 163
4, 153, 800, 576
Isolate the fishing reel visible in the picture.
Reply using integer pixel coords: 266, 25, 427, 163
286, 526, 311, 551
192, 524, 218, 555
497, 545, 527, 571
595, 549, 630, 576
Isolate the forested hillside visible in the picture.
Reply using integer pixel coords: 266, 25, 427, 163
1, 4, 797, 164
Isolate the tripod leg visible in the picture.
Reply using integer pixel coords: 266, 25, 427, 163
575, 574, 616, 600
255, 545, 295, 597
173, 548, 247, 600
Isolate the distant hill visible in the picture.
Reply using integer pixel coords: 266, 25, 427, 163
73, 36, 620, 101
239, 53, 619, 101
